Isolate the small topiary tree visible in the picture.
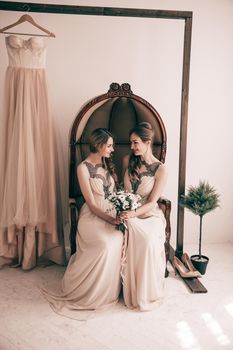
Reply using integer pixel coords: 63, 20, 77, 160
180, 180, 220, 259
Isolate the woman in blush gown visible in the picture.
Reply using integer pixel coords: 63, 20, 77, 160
41, 128, 123, 319
120, 122, 167, 311
0, 35, 66, 270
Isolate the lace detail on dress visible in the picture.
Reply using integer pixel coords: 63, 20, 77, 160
83, 161, 112, 198
130, 161, 161, 193
5, 35, 47, 68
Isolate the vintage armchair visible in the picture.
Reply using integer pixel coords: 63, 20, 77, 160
69, 83, 171, 276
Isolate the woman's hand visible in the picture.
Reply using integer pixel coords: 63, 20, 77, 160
108, 216, 121, 226
120, 210, 136, 221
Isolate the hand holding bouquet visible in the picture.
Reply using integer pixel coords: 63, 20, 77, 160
108, 191, 142, 232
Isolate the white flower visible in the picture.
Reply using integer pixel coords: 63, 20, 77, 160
107, 191, 142, 213
131, 202, 138, 210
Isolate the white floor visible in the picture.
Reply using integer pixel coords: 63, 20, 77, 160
0, 243, 233, 350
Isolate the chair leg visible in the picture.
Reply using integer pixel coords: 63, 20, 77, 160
164, 239, 170, 278
158, 198, 171, 278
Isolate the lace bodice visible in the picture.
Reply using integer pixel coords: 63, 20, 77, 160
125, 162, 161, 196
5, 35, 47, 68
124, 162, 164, 219
83, 161, 114, 199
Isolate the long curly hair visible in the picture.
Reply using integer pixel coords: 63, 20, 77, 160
128, 122, 154, 182
89, 128, 118, 183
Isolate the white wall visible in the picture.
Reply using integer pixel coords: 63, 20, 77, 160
0, 0, 233, 250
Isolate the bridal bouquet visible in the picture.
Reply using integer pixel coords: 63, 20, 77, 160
107, 191, 142, 232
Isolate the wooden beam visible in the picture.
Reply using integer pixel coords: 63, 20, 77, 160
0, 1, 192, 20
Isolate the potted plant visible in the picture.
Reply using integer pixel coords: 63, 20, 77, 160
180, 180, 220, 275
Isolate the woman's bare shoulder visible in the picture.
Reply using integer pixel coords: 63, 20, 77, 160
77, 161, 84, 170
156, 162, 167, 177
77, 160, 89, 174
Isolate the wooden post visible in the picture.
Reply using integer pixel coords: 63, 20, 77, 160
176, 17, 192, 257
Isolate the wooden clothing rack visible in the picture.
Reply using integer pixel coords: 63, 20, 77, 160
0, 1, 207, 293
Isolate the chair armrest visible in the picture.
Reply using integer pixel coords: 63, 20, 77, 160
158, 197, 171, 234
158, 197, 171, 207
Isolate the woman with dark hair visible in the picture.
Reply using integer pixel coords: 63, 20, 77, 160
42, 128, 123, 318
120, 122, 167, 311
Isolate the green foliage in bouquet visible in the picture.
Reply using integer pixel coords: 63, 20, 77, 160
180, 180, 220, 258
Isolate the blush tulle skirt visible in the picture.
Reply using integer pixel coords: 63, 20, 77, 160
0, 66, 66, 269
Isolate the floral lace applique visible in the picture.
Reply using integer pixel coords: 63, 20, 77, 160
83, 161, 112, 198
130, 161, 161, 193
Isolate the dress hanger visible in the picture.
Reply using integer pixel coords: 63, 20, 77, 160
0, 14, 55, 38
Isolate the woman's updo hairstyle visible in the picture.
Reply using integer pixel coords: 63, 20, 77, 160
128, 122, 155, 183
129, 122, 154, 143
88, 128, 118, 182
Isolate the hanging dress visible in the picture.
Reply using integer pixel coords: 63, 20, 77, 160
0, 35, 66, 270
